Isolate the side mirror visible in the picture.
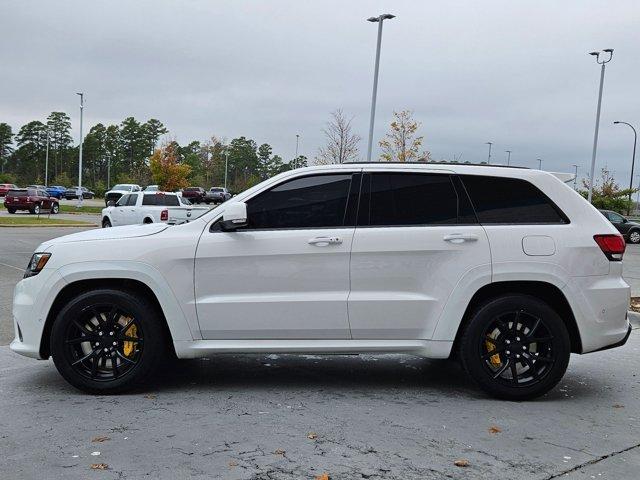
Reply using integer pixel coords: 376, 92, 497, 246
623, 218, 628, 223
220, 202, 248, 231
107, 200, 116, 207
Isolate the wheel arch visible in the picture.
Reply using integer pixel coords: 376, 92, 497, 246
40, 278, 176, 359
451, 281, 582, 355
143, 217, 154, 224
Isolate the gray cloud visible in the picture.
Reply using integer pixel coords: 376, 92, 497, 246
1, 0, 639, 185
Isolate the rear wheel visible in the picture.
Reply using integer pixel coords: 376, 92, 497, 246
51, 203, 59, 214
50, 289, 167, 394
102, 218, 112, 228
32, 204, 41, 215
629, 230, 640, 244
7, 207, 15, 214
459, 294, 570, 401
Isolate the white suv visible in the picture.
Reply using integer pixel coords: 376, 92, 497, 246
11, 163, 631, 400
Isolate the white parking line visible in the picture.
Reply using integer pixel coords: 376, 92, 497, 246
0, 262, 23, 272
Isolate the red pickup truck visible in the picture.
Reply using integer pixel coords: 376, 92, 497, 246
3, 188, 60, 214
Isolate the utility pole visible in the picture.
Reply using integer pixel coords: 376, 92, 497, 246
572, 164, 578, 190
366, 13, 395, 162
587, 49, 614, 203
45, 131, 50, 186
295, 134, 300, 168
537, 158, 542, 170
505, 150, 512, 166
613, 121, 637, 215
76, 92, 84, 207
224, 150, 229, 190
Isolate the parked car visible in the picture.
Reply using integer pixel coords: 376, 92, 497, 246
0, 183, 18, 196
599, 209, 640, 244
46, 185, 67, 199
10, 164, 631, 399
104, 184, 141, 206
64, 186, 95, 200
181, 186, 207, 203
101, 191, 209, 227
3, 187, 59, 214
27, 184, 47, 190
144, 185, 159, 192
205, 186, 231, 204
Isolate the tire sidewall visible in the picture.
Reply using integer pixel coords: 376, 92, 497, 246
50, 289, 165, 394
629, 230, 640, 244
460, 294, 571, 401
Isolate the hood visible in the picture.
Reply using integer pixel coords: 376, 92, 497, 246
40, 224, 169, 249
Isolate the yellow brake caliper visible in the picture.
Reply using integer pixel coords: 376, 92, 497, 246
485, 337, 502, 366
123, 322, 138, 357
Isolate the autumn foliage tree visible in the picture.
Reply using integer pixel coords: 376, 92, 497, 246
580, 167, 636, 214
379, 110, 430, 162
149, 142, 191, 192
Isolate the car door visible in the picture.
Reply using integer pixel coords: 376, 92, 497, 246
123, 193, 139, 224
607, 211, 629, 236
37, 190, 50, 209
111, 194, 130, 226
194, 171, 360, 339
348, 170, 491, 340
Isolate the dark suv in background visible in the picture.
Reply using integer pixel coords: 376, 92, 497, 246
3, 188, 60, 214
182, 187, 207, 204
599, 209, 640, 244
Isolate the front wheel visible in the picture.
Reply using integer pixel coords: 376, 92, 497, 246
50, 289, 167, 394
629, 230, 640, 244
459, 294, 570, 401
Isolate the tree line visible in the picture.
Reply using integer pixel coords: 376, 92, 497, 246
0, 108, 432, 196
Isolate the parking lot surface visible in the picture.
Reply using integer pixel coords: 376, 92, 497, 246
1, 226, 640, 479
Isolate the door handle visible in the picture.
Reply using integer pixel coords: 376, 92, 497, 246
308, 236, 342, 246
443, 233, 479, 244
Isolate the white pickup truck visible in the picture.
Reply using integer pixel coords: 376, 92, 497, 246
101, 191, 209, 228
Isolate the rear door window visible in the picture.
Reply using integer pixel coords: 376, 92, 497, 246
127, 194, 139, 206
460, 175, 568, 224
358, 172, 475, 226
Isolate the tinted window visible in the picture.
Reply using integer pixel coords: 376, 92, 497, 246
609, 212, 624, 223
360, 173, 469, 226
461, 175, 567, 224
116, 194, 130, 206
8, 189, 27, 197
127, 194, 138, 206
142, 194, 180, 206
246, 174, 353, 229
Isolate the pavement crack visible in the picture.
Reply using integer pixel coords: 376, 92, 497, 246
544, 442, 640, 479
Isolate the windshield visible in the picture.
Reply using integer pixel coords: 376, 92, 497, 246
210, 188, 224, 192
112, 184, 131, 191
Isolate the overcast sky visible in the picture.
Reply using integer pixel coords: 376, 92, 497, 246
1, 0, 639, 185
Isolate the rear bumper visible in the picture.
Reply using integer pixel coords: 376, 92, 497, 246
591, 323, 632, 353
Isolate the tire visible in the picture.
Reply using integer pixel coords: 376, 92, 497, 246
51, 203, 59, 214
7, 208, 15, 214
32, 205, 40, 215
628, 230, 640, 244
50, 289, 167, 394
143, 218, 153, 224
102, 218, 112, 228
459, 294, 570, 401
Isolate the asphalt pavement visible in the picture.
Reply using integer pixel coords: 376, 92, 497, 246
1, 226, 640, 479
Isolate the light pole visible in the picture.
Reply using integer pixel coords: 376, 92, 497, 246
295, 134, 300, 168
505, 150, 512, 166
572, 164, 579, 190
635, 174, 640, 214
485, 142, 493, 164
224, 150, 229, 190
366, 13, 395, 162
587, 48, 614, 203
45, 130, 50, 186
613, 121, 637, 215
107, 152, 111, 189
76, 92, 84, 207
537, 158, 542, 170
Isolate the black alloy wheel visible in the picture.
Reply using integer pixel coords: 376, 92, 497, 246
51, 289, 166, 393
459, 294, 570, 400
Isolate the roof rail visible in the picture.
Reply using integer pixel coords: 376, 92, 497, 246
344, 161, 530, 169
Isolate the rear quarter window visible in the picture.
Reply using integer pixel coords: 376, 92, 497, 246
143, 194, 180, 206
460, 175, 568, 224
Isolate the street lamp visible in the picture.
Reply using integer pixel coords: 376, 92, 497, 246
613, 121, 637, 215
587, 48, 614, 203
572, 164, 579, 190
485, 142, 493, 164
366, 13, 395, 162
537, 158, 542, 170
295, 134, 300, 168
505, 150, 512, 166
76, 92, 84, 207
224, 149, 229, 190
44, 130, 50, 187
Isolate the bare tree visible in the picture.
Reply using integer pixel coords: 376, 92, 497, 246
379, 110, 431, 162
315, 109, 361, 164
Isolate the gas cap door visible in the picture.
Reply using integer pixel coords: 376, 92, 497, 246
522, 235, 556, 256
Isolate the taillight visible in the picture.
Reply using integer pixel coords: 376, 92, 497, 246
26, 196, 31, 202
593, 234, 625, 261
160, 209, 168, 221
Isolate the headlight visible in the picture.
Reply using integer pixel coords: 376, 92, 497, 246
24, 252, 51, 278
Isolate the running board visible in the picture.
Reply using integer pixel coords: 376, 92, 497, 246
173, 339, 453, 359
